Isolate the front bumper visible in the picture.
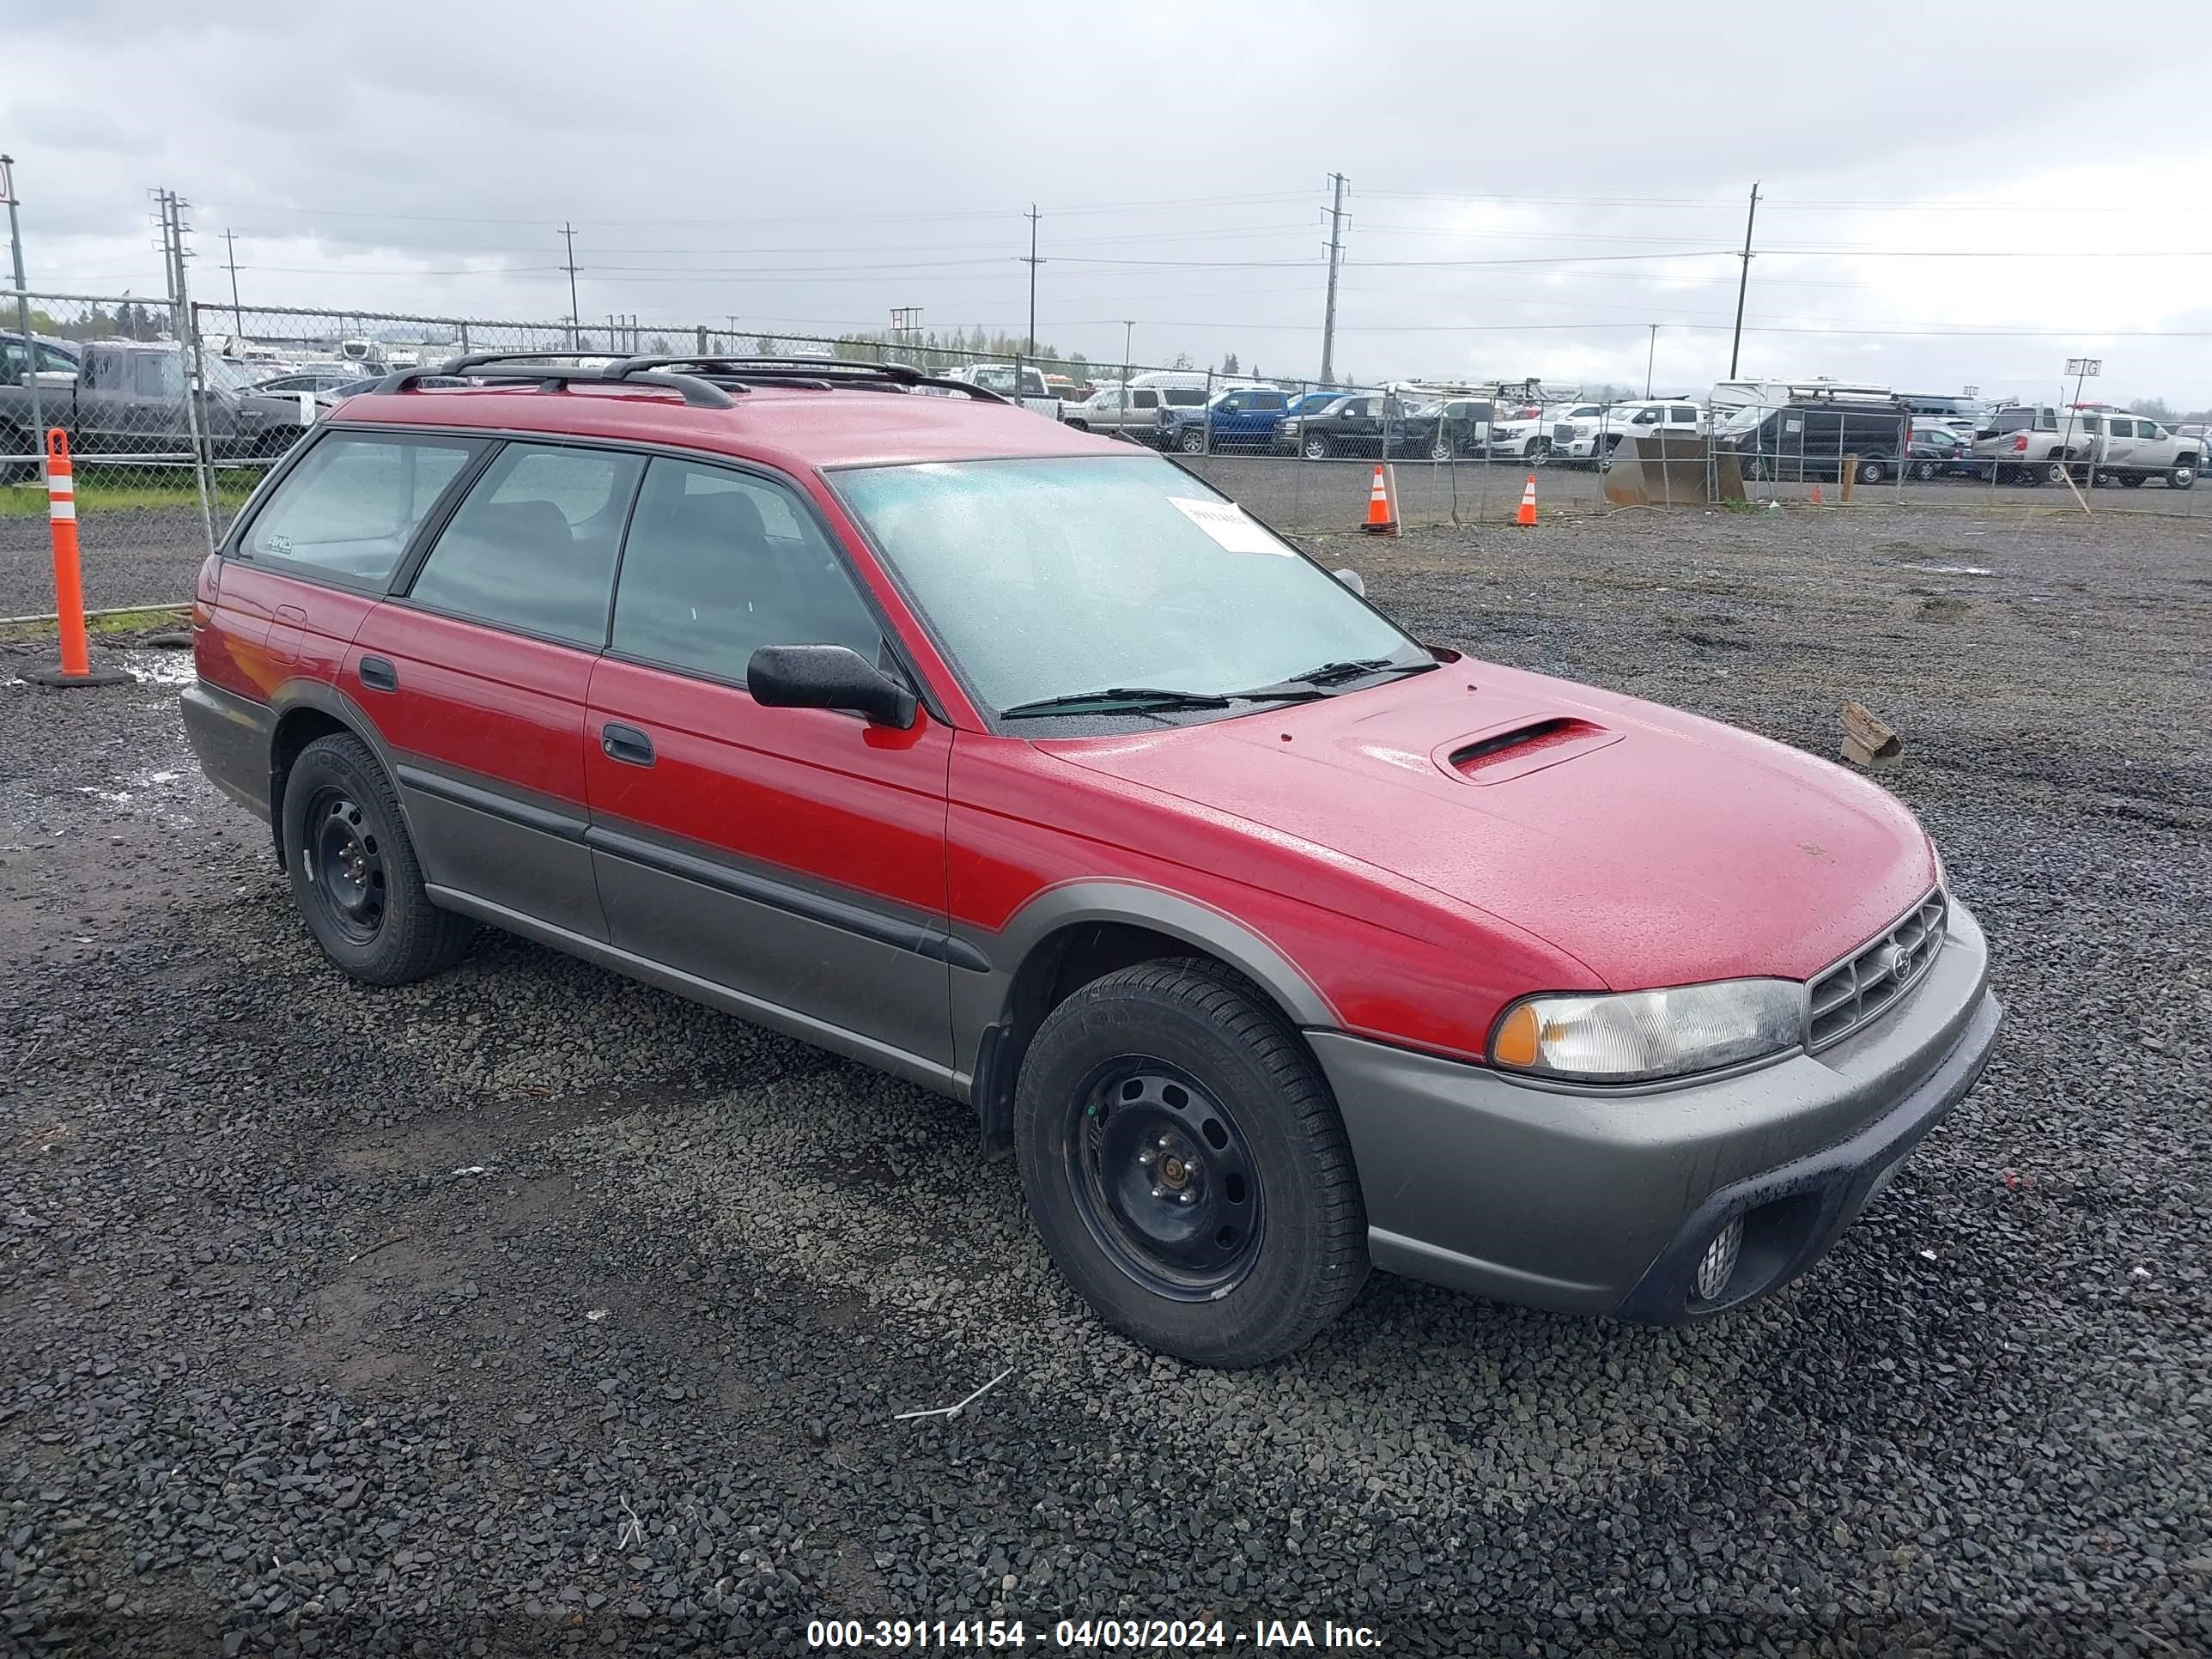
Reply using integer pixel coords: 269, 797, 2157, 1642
1311, 896, 2000, 1323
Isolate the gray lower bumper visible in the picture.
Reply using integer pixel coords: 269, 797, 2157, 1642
1311, 896, 2000, 1322
179, 678, 275, 820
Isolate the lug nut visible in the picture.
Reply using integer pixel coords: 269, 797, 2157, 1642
1138, 1148, 1156, 1167
1177, 1190, 1197, 1205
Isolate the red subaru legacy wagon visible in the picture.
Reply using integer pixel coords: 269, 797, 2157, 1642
183, 354, 2000, 1366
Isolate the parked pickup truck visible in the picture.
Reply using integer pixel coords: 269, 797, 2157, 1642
1972, 404, 2199, 489
1155, 386, 1291, 453
2, 337, 313, 481
936, 362, 1063, 422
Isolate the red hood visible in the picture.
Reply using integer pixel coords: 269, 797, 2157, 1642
1043, 661, 1936, 990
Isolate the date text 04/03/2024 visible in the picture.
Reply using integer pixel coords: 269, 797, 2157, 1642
805, 1618, 1384, 1649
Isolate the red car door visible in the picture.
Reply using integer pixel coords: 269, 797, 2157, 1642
581, 455, 956, 1081
346, 440, 646, 942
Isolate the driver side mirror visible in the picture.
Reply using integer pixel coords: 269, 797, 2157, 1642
1332, 568, 1366, 597
747, 644, 918, 729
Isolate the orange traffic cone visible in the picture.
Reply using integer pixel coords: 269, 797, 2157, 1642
1810, 483, 1824, 505
1363, 463, 1397, 534
1515, 473, 1539, 527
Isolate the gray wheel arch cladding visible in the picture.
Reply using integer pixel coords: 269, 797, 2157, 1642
267, 679, 412, 854
955, 882, 1340, 1139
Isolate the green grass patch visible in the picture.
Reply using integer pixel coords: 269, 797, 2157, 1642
0, 605, 189, 642
0, 471, 264, 518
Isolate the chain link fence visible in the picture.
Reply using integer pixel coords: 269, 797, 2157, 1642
9, 292, 2200, 618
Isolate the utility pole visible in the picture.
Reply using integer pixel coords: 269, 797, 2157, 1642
222, 228, 244, 338
561, 222, 580, 351
1319, 172, 1347, 386
1645, 324, 1658, 398
1727, 182, 1759, 380
1021, 204, 1043, 368
1, 156, 45, 483
1121, 319, 1134, 390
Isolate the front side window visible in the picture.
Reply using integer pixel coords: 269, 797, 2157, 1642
611, 458, 883, 683
834, 455, 1422, 717
133, 354, 185, 398
243, 432, 477, 586
408, 443, 644, 646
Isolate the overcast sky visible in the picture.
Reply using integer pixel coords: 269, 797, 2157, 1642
9, 3, 2212, 407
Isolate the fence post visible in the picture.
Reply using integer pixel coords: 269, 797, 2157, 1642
161, 200, 218, 559
459, 321, 471, 354
3, 161, 46, 486
1202, 367, 1215, 454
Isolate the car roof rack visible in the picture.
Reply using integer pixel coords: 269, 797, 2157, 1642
373, 350, 1009, 408
374, 351, 736, 408
599, 354, 1011, 404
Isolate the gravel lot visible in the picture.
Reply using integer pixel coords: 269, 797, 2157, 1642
2, 504, 2209, 1656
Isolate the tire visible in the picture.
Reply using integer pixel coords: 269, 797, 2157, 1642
1528, 437, 1552, 465
282, 732, 472, 986
1013, 959, 1369, 1368
1911, 460, 1936, 482
2169, 465, 2196, 490
1856, 459, 1887, 485
2044, 459, 2072, 486
1178, 428, 1208, 455
1428, 435, 1452, 462
1743, 455, 1770, 483
1301, 435, 1330, 461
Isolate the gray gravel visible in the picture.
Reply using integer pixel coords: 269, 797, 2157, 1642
2, 504, 2209, 1656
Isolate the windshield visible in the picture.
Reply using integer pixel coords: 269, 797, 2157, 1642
1721, 404, 1766, 433
834, 455, 1422, 717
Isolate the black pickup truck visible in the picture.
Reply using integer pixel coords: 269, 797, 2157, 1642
2, 337, 310, 481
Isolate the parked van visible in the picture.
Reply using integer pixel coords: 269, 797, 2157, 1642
1716, 390, 1916, 483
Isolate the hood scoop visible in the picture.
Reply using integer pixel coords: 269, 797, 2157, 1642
1440, 716, 1620, 785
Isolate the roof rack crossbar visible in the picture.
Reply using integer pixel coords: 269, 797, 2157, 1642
375, 352, 735, 408
599, 354, 1011, 404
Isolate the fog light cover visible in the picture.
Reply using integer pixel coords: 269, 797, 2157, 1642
1694, 1217, 1744, 1303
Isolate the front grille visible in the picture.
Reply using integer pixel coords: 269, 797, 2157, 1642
1553, 423, 1577, 441
1807, 888, 1948, 1049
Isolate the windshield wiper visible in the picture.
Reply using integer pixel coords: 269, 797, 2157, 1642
1231, 657, 1438, 697
999, 686, 1235, 720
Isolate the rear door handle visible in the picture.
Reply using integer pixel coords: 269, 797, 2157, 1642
601, 722, 654, 767
359, 655, 398, 692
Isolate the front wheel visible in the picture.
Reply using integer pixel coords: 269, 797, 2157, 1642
1528, 437, 1552, 465
1177, 428, 1208, 455
283, 732, 472, 986
1911, 460, 1936, 482
1301, 435, 1330, 461
1428, 435, 1452, 462
1013, 960, 1368, 1368
2169, 466, 2196, 490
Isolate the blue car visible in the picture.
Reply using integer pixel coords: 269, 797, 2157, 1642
1156, 386, 1295, 453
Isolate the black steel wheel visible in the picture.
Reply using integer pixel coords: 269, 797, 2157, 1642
1014, 959, 1368, 1367
301, 786, 387, 945
1066, 1059, 1264, 1301
282, 732, 472, 986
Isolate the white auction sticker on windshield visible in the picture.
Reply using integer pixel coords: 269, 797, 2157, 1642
1169, 496, 1290, 556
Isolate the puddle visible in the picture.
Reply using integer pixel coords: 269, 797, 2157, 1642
1907, 562, 1994, 576
116, 648, 198, 686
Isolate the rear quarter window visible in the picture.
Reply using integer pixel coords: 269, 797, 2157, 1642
242, 431, 478, 587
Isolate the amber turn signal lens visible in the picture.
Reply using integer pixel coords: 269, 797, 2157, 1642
1491, 1002, 1540, 1067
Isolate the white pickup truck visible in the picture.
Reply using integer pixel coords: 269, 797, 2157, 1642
1972, 404, 2199, 489
938, 363, 1062, 422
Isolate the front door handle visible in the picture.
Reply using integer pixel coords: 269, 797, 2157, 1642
601, 722, 654, 767
359, 655, 398, 692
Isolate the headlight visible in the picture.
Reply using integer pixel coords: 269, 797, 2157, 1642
1488, 979, 1804, 1083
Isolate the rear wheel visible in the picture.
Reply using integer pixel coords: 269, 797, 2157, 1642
1911, 460, 1936, 482
2045, 458, 2073, 486
283, 732, 472, 986
1856, 459, 1887, 485
1013, 960, 1368, 1368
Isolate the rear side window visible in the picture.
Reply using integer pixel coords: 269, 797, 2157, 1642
1132, 390, 1160, 410
1163, 387, 1206, 406
610, 459, 882, 684
408, 442, 645, 646
244, 432, 477, 586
